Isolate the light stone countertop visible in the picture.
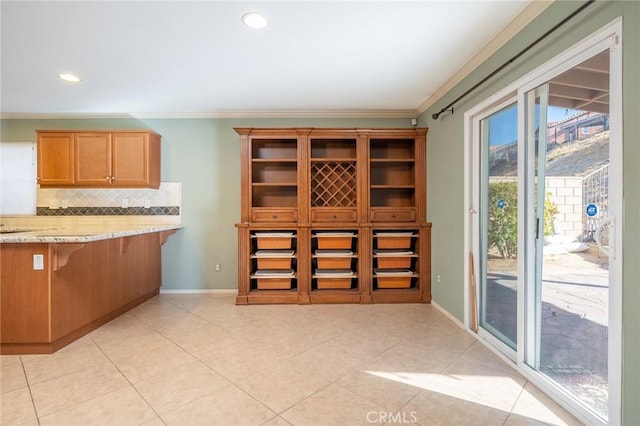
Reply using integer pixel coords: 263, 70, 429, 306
0, 223, 182, 243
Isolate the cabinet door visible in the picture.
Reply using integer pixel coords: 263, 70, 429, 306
75, 133, 112, 185
37, 132, 74, 185
111, 132, 151, 186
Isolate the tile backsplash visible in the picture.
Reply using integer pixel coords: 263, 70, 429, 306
37, 182, 181, 216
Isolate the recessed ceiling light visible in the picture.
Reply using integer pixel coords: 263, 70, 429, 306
242, 12, 268, 29
58, 73, 81, 83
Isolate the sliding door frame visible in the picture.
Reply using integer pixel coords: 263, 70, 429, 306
464, 18, 623, 425
469, 95, 518, 361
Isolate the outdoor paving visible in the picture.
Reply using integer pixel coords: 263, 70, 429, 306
485, 244, 609, 419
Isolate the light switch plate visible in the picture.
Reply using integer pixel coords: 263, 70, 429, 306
33, 254, 44, 270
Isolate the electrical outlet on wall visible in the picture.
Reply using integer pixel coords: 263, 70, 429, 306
33, 254, 44, 270
121, 199, 128, 208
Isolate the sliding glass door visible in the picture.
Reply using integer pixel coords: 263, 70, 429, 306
478, 101, 518, 353
470, 23, 621, 423
524, 51, 612, 419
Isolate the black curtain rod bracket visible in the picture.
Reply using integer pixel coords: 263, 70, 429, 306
431, 0, 595, 121
432, 108, 453, 120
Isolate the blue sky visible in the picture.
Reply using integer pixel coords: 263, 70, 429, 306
488, 105, 581, 146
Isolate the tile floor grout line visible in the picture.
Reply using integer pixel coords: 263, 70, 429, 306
275, 380, 336, 419
112, 323, 250, 424
504, 379, 529, 426
8, 294, 579, 425
152, 327, 245, 386
218, 381, 283, 421
90, 335, 168, 425
19, 342, 138, 422
19, 355, 42, 426
258, 414, 284, 426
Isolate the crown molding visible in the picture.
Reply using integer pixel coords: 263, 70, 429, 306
416, 0, 554, 115
0, 109, 417, 120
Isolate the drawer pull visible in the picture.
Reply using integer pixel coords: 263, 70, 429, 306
272, 215, 278, 219
333, 215, 337, 219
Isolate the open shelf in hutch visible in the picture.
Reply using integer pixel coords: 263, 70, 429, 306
251, 138, 298, 212
369, 138, 417, 222
372, 231, 418, 290
250, 231, 298, 291
235, 127, 430, 305
311, 231, 358, 290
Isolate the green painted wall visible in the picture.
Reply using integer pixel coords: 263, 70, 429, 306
2, 1, 638, 420
419, 1, 639, 423
0, 117, 411, 293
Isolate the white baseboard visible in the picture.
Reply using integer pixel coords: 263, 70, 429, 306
159, 289, 238, 294
431, 300, 465, 329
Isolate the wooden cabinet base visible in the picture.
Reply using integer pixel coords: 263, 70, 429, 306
236, 128, 431, 306
236, 222, 431, 305
372, 290, 430, 304
1, 289, 158, 355
1, 232, 173, 354
309, 291, 362, 304
244, 291, 300, 305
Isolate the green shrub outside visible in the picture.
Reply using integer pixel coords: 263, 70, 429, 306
488, 181, 558, 258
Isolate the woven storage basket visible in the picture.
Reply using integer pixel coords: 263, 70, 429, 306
376, 236, 411, 249
377, 276, 411, 289
317, 278, 352, 289
317, 257, 352, 269
256, 258, 292, 269
256, 278, 292, 290
256, 236, 292, 250
316, 235, 352, 249
376, 257, 411, 269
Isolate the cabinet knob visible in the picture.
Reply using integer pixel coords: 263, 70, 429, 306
105, 177, 110, 181
391, 214, 396, 218
272, 215, 278, 219
332, 215, 337, 219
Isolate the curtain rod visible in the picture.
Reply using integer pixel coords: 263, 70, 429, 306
431, 0, 596, 121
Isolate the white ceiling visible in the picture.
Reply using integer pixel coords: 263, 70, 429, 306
1, 1, 536, 117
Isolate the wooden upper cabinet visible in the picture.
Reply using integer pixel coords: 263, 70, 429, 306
75, 133, 112, 185
236, 128, 427, 225
112, 132, 160, 187
37, 130, 161, 188
37, 132, 75, 185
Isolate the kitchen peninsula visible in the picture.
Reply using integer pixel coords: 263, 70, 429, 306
0, 223, 180, 354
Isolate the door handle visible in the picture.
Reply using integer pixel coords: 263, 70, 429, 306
595, 216, 615, 260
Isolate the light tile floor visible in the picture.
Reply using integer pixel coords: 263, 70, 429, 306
1, 294, 582, 426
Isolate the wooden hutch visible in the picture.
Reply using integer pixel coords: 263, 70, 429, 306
235, 128, 431, 304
